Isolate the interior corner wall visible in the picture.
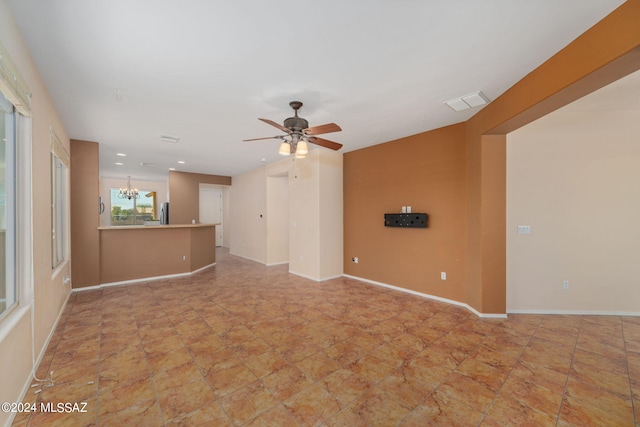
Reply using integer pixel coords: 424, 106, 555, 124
229, 167, 267, 263
288, 151, 321, 278
507, 106, 640, 313
1, 1, 71, 424
318, 150, 343, 279
344, 124, 467, 301
463, 0, 640, 314
168, 171, 231, 225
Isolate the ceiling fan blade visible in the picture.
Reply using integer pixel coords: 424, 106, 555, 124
259, 118, 290, 133
304, 123, 342, 135
243, 136, 281, 141
308, 137, 343, 151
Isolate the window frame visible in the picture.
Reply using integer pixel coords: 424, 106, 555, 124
0, 93, 17, 320
50, 129, 69, 272
109, 188, 157, 226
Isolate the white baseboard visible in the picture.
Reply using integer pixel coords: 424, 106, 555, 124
508, 309, 640, 316
343, 274, 507, 319
8, 293, 71, 427
266, 261, 288, 267
228, 252, 266, 265
289, 270, 344, 282
71, 263, 216, 293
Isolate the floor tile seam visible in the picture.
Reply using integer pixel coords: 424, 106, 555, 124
556, 314, 585, 425
224, 381, 290, 427
91, 293, 105, 426
476, 318, 547, 426
621, 318, 638, 427
21, 300, 79, 426
121, 307, 166, 426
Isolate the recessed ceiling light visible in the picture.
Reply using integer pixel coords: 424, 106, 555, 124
177, 160, 186, 164
169, 167, 176, 171
115, 162, 124, 166
116, 153, 127, 157
260, 158, 267, 162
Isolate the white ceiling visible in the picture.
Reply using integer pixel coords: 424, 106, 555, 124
7, 0, 625, 181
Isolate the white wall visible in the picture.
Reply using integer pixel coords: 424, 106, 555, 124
288, 152, 321, 278
318, 150, 343, 279
507, 73, 640, 314
266, 174, 288, 265
229, 167, 267, 263
230, 149, 344, 281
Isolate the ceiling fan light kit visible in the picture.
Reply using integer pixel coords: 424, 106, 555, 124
278, 142, 291, 155
245, 101, 343, 159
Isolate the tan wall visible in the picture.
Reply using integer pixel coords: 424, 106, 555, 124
168, 171, 231, 225
70, 140, 100, 288
344, 1, 640, 314
99, 226, 215, 283
507, 75, 640, 313
190, 226, 216, 271
344, 124, 467, 300
0, 1, 71, 424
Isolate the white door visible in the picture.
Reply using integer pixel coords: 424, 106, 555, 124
199, 187, 223, 246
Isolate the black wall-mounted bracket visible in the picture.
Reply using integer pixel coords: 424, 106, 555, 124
384, 213, 428, 228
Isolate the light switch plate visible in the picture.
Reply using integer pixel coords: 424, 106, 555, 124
517, 225, 531, 234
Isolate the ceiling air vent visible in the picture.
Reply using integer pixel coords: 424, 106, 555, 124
160, 134, 181, 143
444, 91, 490, 112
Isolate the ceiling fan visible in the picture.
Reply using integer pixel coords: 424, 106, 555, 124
244, 101, 343, 158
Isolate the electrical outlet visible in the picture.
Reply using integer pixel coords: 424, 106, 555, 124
562, 280, 569, 290
352, 257, 359, 264
441, 272, 446, 280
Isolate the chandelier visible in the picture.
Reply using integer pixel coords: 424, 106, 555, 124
118, 176, 139, 200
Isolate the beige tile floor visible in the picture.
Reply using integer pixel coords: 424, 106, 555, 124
13, 249, 639, 426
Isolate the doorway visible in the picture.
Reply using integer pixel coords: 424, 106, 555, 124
199, 186, 223, 247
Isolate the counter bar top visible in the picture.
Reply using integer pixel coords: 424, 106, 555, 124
98, 223, 219, 230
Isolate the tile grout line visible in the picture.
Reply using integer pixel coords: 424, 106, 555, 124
94, 289, 103, 427
476, 317, 544, 426
555, 315, 583, 426
131, 288, 167, 426
621, 317, 638, 427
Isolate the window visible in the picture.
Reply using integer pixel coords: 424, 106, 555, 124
1, 40, 32, 321
0, 91, 16, 316
110, 189, 156, 225
50, 130, 69, 270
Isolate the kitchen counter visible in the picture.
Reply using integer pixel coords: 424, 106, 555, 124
98, 223, 218, 284
98, 223, 217, 230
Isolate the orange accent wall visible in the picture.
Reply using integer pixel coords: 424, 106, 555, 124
344, 124, 467, 301
168, 171, 231, 224
344, 0, 640, 314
